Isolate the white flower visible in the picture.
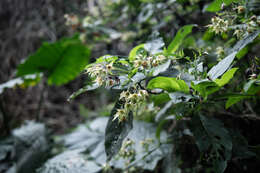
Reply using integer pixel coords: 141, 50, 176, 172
113, 109, 127, 122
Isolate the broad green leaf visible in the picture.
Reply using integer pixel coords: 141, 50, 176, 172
215, 68, 238, 87
208, 30, 260, 80
246, 83, 260, 95
0, 74, 42, 94
150, 93, 171, 106
206, 0, 237, 12
191, 115, 232, 173
228, 30, 260, 54
167, 25, 194, 54
147, 77, 189, 93
244, 80, 256, 92
68, 83, 99, 101
129, 44, 145, 61
17, 36, 90, 85
225, 96, 242, 109
169, 92, 193, 103
243, 80, 260, 95
105, 100, 133, 161
230, 129, 255, 159
191, 80, 220, 98
96, 55, 118, 63
236, 46, 249, 59
225, 93, 254, 109
208, 52, 237, 80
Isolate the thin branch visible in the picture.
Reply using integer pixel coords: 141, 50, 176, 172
36, 79, 47, 121
0, 96, 10, 135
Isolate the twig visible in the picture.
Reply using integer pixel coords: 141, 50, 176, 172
0, 95, 10, 135
36, 80, 47, 121
124, 143, 167, 171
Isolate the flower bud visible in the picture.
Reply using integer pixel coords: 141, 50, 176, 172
237, 6, 245, 14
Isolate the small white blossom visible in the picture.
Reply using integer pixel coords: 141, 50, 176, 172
64, 14, 79, 26
208, 16, 229, 35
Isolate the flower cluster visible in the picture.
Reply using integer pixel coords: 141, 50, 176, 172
216, 46, 225, 60
64, 14, 80, 28
208, 16, 229, 35
113, 88, 149, 122
133, 54, 167, 70
118, 138, 136, 159
86, 62, 116, 87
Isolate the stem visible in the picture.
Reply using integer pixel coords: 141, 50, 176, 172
124, 143, 167, 171
0, 96, 10, 135
36, 80, 47, 121
113, 67, 129, 73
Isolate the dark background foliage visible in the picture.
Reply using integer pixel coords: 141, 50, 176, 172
0, 0, 112, 135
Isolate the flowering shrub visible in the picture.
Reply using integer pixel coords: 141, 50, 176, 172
1, 0, 260, 173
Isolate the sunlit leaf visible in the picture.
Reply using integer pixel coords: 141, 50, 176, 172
206, 0, 238, 12
208, 52, 237, 80
208, 30, 260, 80
225, 97, 243, 109
17, 36, 90, 85
147, 77, 189, 93
129, 44, 145, 61
167, 25, 195, 54
215, 68, 238, 87
191, 80, 219, 98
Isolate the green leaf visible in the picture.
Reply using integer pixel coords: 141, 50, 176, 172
150, 93, 171, 106
215, 68, 238, 87
208, 30, 260, 80
167, 25, 194, 54
96, 55, 118, 63
236, 46, 249, 59
191, 115, 232, 173
129, 44, 145, 61
147, 77, 189, 93
206, 0, 237, 12
230, 129, 255, 159
208, 52, 237, 80
191, 80, 220, 98
17, 36, 90, 85
105, 100, 133, 161
243, 80, 260, 95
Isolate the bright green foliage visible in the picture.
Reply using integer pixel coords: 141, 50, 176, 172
17, 36, 90, 85
225, 79, 260, 108
129, 44, 145, 61
191, 81, 220, 98
167, 25, 194, 54
208, 52, 237, 80
147, 77, 189, 93
215, 68, 238, 87
4, 0, 260, 173
206, 0, 238, 12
